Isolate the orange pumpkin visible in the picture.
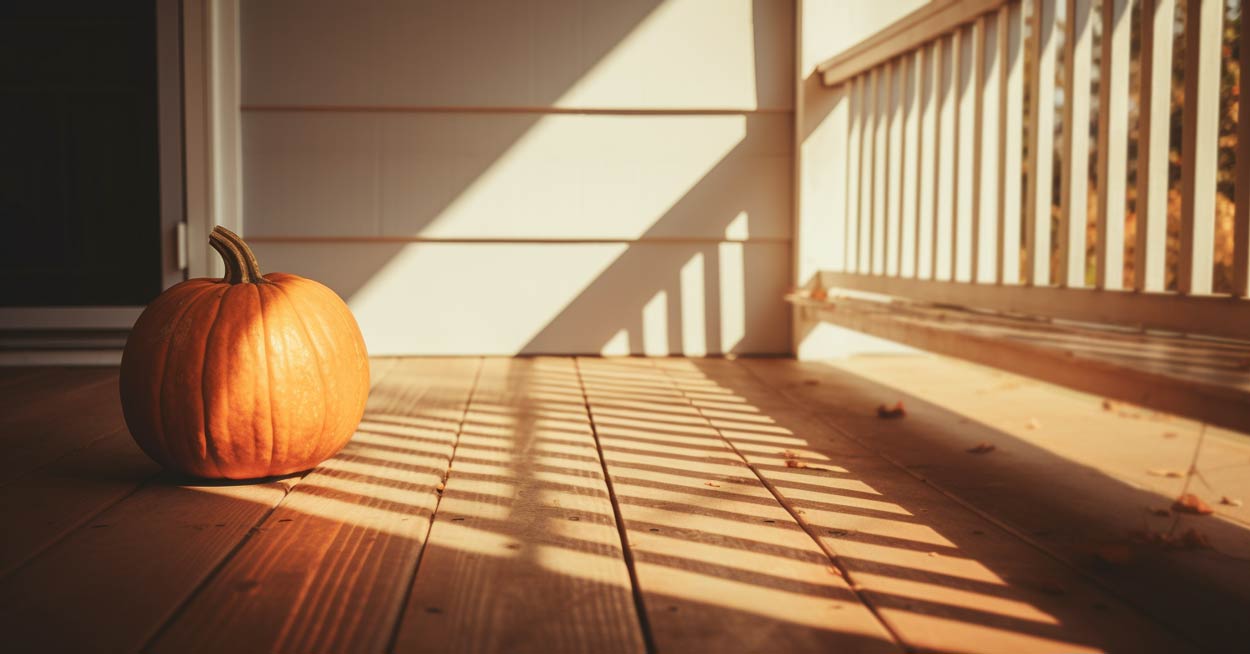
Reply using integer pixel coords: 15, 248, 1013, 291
120, 226, 369, 479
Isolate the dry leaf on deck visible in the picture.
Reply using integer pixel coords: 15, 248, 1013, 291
1220, 496, 1244, 507
1094, 543, 1134, 565
967, 442, 996, 454
1102, 399, 1115, 411
704, 481, 721, 488
1026, 418, 1041, 430
876, 401, 906, 419
1147, 469, 1185, 478
1173, 493, 1214, 516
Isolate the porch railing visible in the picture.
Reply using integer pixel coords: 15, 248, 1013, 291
812, 0, 1250, 341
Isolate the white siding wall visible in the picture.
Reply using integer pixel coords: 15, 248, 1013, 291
238, 0, 794, 355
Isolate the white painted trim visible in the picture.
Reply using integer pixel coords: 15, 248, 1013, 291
0, 308, 143, 330
0, 351, 123, 367
183, 0, 242, 279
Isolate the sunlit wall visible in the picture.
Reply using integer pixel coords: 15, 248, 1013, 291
239, 0, 794, 355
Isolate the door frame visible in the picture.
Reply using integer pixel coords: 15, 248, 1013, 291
0, 0, 241, 334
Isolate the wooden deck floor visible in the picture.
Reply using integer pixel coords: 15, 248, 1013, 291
1, 356, 1247, 653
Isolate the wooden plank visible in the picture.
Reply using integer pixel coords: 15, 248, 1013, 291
935, 35, 957, 280
819, 270, 1250, 340
1095, 0, 1130, 289
975, 14, 999, 284
680, 358, 1196, 654
0, 357, 404, 652
788, 293, 1250, 434
1238, 2, 1250, 297
0, 366, 114, 428
817, 0, 1009, 87
1058, 0, 1094, 288
873, 64, 891, 275
575, 358, 901, 653
887, 57, 906, 277
902, 49, 923, 278
1134, 0, 1175, 292
846, 75, 864, 273
1177, 0, 1222, 295
998, 2, 1024, 284
0, 357, 397, 578
738, 358, 1213, 652
919, 43, 938, 279
0, 475, 293, 652
150, 358, 480, 654
0, 427, 158, 576
0, 369, 123, 486
392, 358, 645, 653
1026, 0, 1057, 285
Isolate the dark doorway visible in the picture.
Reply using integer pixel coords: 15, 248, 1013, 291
0, 1, 165, 306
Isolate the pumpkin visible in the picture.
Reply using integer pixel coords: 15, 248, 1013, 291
120, 226, 369, 479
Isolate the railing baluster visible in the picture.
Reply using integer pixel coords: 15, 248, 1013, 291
920, 43, 939, 279
1095, 0, 1130, 290
1027, 0, 1057, 286
999, 2, 1024, 284
845, 75, 863, 273
874, 63, 891, 275
1236, 4, 1250, 297
938, 32, 958, 281
888, 58, 906, 276
1059, 0, 1092, 288
954, 24, 977, 283
951, 27, 967, 282
904, 48, 923, 278
976, 15, 999, 284
930, 37, 945, 278
1178, 0, 1221, 295
1135, 0, 1173, 292
864, 68, 879, 273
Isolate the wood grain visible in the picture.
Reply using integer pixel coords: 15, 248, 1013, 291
741, 356, 1244, 652
0, 368, 123, 485
150, 357, 480, 654
703, 358, 1196, 653
576, 357, 900, 654
393, 357, 644, 653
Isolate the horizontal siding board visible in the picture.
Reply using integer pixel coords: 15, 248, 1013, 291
243, 112, 792, 241
240, 0, 793, 110
251, 241, 791, 355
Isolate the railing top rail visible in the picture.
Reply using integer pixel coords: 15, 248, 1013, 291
815, 0, 1010, 87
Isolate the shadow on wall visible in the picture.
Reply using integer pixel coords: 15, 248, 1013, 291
243, 0, 793, 355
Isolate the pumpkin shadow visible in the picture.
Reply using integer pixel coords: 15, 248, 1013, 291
155, 469, 307, 488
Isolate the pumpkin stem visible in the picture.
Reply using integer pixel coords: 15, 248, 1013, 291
209, 226, 267, 284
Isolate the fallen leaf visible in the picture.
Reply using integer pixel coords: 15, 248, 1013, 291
436, 482, 446, 492
1173, 493, 1214, 516
1146, 469, 1185, 478
826, 566, 843, 577
1162, 431, 1179, 439
1220, 496, 1244, 507
966, 442, 996, 454
1102, 399, 1115, 411
810, 287, 828, 301
876, 401, 906, 419
927, 551, 939, 557
781, 450, 807, 469
1094, 543, 1134, 565
1138, 527, 1213, 550
1026, 418, 1041, 430
704, 481, 721, 488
